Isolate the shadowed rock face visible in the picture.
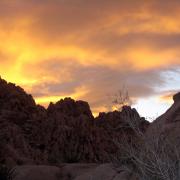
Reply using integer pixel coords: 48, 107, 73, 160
47, 98, 93, 118
173, 92, 180, 103
145, 92, 180, 157
12, 164, 138, 180
0, 77, 149, 167
147, 92, 180, 132
0, 78, 50, 166
96, 106, 149, 132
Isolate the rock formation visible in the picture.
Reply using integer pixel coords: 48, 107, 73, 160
0, 77, 149, 168
12, 164, 138, 180
146, 92, 180, 147
2, 77, 180, 180
145, 92, 180, 136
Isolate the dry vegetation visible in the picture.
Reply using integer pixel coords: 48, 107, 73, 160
114, 114, 180, 180
110, 89, 180, 180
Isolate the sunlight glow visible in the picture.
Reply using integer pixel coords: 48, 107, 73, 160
0, 1, 180, 117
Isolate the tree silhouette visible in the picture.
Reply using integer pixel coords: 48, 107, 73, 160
108, 86, 132, 111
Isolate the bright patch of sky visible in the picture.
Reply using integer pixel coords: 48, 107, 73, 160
134, 68, 180, 122
133, 96, 171, 122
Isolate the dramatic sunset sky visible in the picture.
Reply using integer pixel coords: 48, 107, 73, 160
0, 0, 180, 119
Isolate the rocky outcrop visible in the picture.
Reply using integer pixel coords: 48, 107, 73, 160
96, 106, 149, 134
0, 78, 49, 166
0, 77, 149, 167
147, 92, 180, 137
13, 164, 138, 180
46, 98, 98, 163
47, 98, 93, 118
13, 165, 61, 180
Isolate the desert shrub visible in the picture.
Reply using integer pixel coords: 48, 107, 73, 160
107, 87, 132, 111
113, 114, 180, 180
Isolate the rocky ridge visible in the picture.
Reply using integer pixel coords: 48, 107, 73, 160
0, 77, 149, 167
1, 77, 180, 180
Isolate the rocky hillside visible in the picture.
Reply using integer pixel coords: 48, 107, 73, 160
0, 77, 149, 168
146, 92, 180, 144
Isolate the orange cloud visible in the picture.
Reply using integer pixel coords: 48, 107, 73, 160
159, 90, 180, 104
35, 86, 89, 107
159, 95, 173, 104
0, 0, 180, 115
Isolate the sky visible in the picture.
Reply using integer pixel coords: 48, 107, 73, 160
0, 0, 180, 119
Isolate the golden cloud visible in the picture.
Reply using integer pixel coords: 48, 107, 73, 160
35, 86, 89, 107
0, 0, 180, 114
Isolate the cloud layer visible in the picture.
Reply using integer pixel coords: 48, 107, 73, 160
0, 0, 180, 116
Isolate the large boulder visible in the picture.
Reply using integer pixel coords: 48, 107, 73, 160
13, 165, 61, 180
46, 98, 99, 163
12, 164, 137, 180
47, 98, 93, 118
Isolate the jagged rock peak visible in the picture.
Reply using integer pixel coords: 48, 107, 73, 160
173, 92, 180, 103
0, 77, 36, 110
47, 97, 93, 117
121, 106, 139, 115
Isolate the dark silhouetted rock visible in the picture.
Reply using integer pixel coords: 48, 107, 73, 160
145, 92, 180, 175
0, 77, 149, 168
47, 98, 93, 118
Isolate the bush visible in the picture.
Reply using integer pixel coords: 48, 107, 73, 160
113, 114, 180, 180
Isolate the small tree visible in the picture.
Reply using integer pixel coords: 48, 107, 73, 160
107, 86, 132, 111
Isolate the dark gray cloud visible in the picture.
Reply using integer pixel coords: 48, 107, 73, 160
23, 59, 167, 111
